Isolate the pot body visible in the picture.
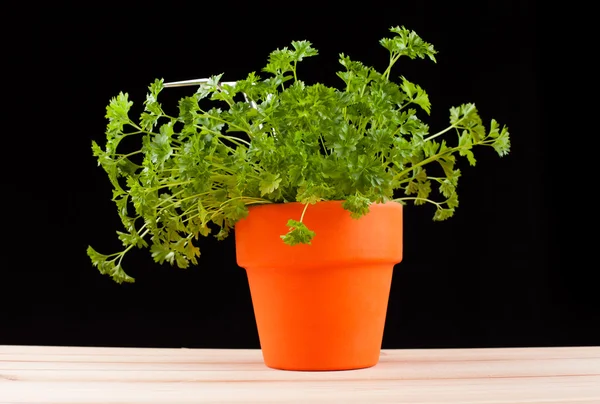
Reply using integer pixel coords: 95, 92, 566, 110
235, 201, 403, 370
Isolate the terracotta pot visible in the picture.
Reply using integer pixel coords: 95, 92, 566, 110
235, 200, 403, 371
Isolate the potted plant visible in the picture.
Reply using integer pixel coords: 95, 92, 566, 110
88, 26, 510, 371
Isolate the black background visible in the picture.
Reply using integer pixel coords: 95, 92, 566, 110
3, 3, 598, 349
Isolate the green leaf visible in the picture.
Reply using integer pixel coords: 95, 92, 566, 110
106, 92, 133, 132
175, 254, 189, 269
150, 243, 175, 265
87, 246, 111, 269
93, 144, 123, 192
91, 140, 103, 158
184, 241, 201, 265
342, 194, 371, 219
291, 40, 318, 61
446, 192, 459, 209
143, 80, 164, 118
449, 169, 461, 186
437, 155, 455, 178
296, 183, 335, 205
117, 230, 147, 248
422, 140, 440, 158
263, 47, 294, 75
492, 122, 511, 157
86, 246, 134, 284
337, 53, 373, 91
149, 78, 164, 98
439, 179, 455, 198
280, 219, 316, 245
400, 77, 431, 114
196, 74, 223, 99
450, 103, 476, 126
433, 207, 454, 221
416, 180, 431, 204
146, 123, 173, 164
458, 130, 477, 166
178, 96, 199, 125
215, 227, 230, 241
259, 172, 282, 196
140, 112, 159, 130
222, 199, 249, 222
415, 167, 427, 182
406, 180, 418, 195
464, 150, 477, 166
211, 83, 238, 105
380, 26, 437, 62
332, 124, 360, 158
116, 157, 140, 177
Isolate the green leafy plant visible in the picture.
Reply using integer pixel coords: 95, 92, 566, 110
88, 26, 510, 284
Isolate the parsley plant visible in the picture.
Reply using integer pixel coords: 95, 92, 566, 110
88, 26, 510, 283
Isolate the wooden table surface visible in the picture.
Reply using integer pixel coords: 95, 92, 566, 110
1, 345, 599, 403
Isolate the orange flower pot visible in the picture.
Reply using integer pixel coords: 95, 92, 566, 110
235, 200, 403, 371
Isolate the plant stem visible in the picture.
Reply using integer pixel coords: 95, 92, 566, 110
114, 150, 144, 164
422, 125, 456, 143
181, 211, 200, 225
393, 196, 441, 207
125, 121, 148, 133
219, 196, 273, 208
383, 53, 401, 79
155, 191, 215, 213
299, 202, 309, 222
197, 113, 254, 137
116, 228, 150, 268
293, 61, 298, 82
318, 133, 329, 155
154, 189, 186, 208
144, 180, 196, 192
221, 134, 251, 147
383, 55, 394, 79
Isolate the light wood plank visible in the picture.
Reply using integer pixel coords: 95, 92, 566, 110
1, 346, 599, 403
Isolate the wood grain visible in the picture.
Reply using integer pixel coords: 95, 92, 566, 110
1, 345, 599, 403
